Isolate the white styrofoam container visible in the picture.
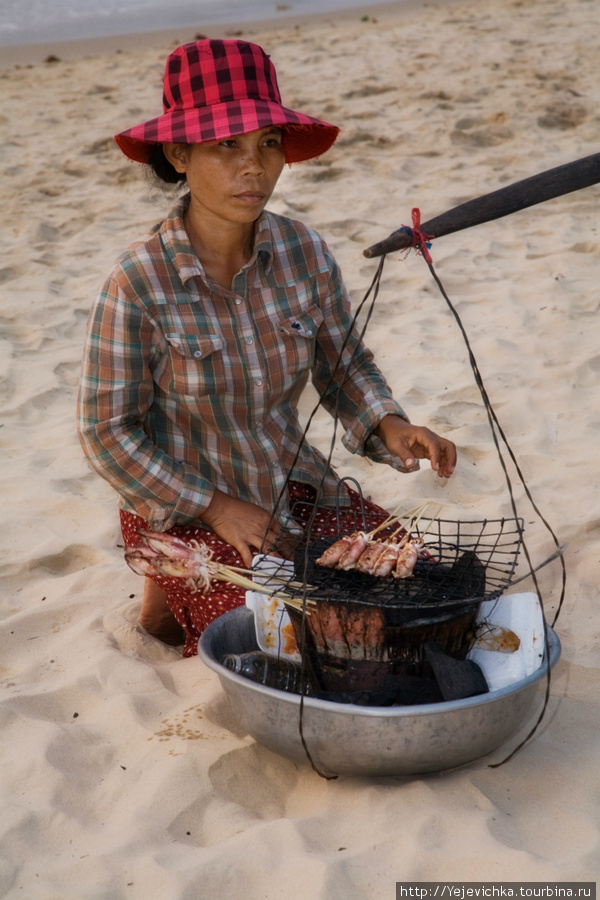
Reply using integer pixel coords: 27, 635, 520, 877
245, 555, 301, 662
468, 592, 546, 692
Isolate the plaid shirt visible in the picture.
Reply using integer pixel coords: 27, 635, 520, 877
77, 195, 406, 530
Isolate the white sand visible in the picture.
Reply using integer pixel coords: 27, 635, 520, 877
1, 0, 599, 894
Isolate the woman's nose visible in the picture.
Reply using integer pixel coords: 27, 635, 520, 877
240, 146, 265, 174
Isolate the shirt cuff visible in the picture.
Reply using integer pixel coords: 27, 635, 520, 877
342, 396, 420, 474
146, 465, 215, 531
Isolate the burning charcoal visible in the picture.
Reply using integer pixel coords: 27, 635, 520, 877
294, 537, 336, 583
427, 550, 486, 602
451, 550, 487, 598
424, 640, 489, 701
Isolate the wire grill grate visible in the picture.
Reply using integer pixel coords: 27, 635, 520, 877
262, 510, 524, 611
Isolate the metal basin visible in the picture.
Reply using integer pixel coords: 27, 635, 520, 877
198, 606, 561, 777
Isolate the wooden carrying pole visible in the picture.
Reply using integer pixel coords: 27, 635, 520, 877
363, 152, 600, 259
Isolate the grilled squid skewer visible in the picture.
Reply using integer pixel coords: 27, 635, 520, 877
315, 504, 424, 570
337, 531, 371, 570
371, 541, 402, 577
315, 503, 441, 578
354, 540, 387, 574
315, 532, 429, 579
314, 533, 356, 567
392, 537, 423, 579
125, 530, 215, 592
125, 530, 317, 613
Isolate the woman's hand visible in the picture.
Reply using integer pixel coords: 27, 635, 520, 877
374, 415, 457, 478
198, 488, 284, 568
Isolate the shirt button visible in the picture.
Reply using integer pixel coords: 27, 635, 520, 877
245, 337, 254, 345
194, 350, 202, 358
255, 379, 263, 386
235, 298, 242, 305
306, 330, 313, 337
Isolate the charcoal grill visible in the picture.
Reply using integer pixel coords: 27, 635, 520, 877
262, 506, 524, 692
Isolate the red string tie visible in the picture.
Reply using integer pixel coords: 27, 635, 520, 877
401, 208, 434, 264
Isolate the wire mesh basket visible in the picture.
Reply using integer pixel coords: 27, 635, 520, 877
254, 496, 525, 691
260, 499, 524, 609
292, 514, 524, 610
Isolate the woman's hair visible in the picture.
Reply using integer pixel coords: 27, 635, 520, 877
148, 144, 187, 184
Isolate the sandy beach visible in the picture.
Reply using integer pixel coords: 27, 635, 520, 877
1, 0, 599, 895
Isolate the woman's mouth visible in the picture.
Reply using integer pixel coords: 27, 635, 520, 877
234, 192, 266, 204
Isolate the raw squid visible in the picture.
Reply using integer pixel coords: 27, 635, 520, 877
125, 530, 214, 592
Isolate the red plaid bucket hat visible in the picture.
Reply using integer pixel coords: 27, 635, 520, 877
115, 39, 339, 165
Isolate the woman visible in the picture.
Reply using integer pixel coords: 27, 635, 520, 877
78, 38, 456, 656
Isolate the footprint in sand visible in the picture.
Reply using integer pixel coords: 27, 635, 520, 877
103, 600, 182, 662
161, 743, 302, 846
0, 266, 23, 285
301, 166, 347, 183
450, 112, 514, 148
207, 743, 299, 817
54, 360, 81, 388
28, 544, 108, 575
342, 83, 396, 100
82, 137, 117, 156
537, 104, 588, 129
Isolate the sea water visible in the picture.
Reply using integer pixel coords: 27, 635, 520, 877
0, 0, 396, 47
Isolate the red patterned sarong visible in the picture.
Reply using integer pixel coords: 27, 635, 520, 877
120, 482, 390, 656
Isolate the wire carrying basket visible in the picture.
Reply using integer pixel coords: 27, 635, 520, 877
296, 514, 523, 605
256, 491, 525, 692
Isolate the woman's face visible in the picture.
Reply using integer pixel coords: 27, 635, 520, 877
164, 127, 285, 227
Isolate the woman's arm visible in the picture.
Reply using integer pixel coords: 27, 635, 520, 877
78, 276, 288, 557
373, 415, 456, 478
77, 277, 215, 530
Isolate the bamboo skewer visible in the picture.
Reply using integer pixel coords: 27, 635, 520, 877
226, 563, 306, 586
205, 563, 316, 613
367, 503, 425, 539
367, 501, 417, 536
407, 503, 444, 542
391, 504, 428, 542
385, 502, 444, 543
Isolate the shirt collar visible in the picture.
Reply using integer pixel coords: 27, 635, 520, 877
159, 194, 202, 284
159, 193, 275, 288
252, 212, 274, 275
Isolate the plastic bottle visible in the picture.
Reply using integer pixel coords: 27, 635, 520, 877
220, 651, 312, 695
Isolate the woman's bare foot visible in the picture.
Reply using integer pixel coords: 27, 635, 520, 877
138, 577, 184, 646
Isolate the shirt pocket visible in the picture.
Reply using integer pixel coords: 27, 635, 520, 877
164, 333, 225, 399
277, 305, 324, 374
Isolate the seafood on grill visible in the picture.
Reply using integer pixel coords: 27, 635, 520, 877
394, 538, 423, 578
315, 503, 441, 580
317, 532, 425, 579
313, 532, 360, 569
337, 532, 371, 570
124, 529, 316, 613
